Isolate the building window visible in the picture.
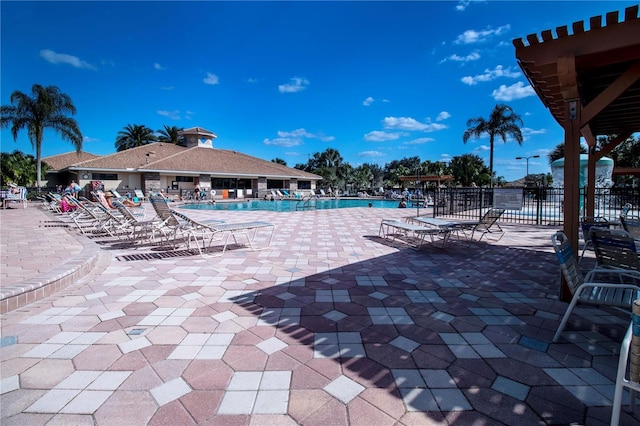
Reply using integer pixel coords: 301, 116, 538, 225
92, 173, 118, 180
176, 176, 194, 182
211, 178, 253, 189
298, 181, 311, 189
267, 180, 284, 189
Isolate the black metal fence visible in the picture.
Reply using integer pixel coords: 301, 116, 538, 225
433, 187, 639, 225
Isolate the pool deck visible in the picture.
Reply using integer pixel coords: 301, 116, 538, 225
1, 202, 638, 425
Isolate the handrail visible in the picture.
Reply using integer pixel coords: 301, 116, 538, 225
296, 195, 317, 211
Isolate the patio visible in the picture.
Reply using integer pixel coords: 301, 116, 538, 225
0, 204, 637, 425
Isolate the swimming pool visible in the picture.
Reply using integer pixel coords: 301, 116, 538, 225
179, 198, 420, 212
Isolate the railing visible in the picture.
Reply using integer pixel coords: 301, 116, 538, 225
296, 195, 317, 211
433, 187, 639, 225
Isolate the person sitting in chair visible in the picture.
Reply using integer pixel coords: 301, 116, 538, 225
103, 191, 141, 208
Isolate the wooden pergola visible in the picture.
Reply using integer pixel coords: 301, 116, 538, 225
513, 5, 640, 300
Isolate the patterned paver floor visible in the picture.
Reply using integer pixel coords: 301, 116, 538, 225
1, 203, 638, 425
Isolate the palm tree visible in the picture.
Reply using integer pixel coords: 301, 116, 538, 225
463, 104, 523, 187
115, 124, 156, 152
271, 158, 287, 166
1, 84, 82, 188
547, 142, 587, 164
156, 125, 184, 146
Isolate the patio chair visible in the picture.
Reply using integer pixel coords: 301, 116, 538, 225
551, 231, 640, 343
468, 208, 506, 242
111, 200, 167, 242
620, 215, 640, 243
589, 227, 640, 275
169, 208, 275, 257
3, 186, 28, 209
149, 196, 189, 247
579, 216, 611, 264
610, 299, 640, 426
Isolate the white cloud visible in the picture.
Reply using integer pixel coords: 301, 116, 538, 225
461, 65, 521, 85
264, 128, 334, 147
278, 77, 309, 93
443, 52, 481, 63
278, 128, 313, 138
477, 145, 491, 151
382, 116, 447, 132
363, 96, 375, 106
364, 131, 402, 142
82, 136, 99, 143
436, 111, 450, 121
39, 49, 96, 70
154, 63, 166, 70
247, 78, 258, 83
157, 110, 182, 120
456, 1, 471, 11
492, 81, 535, 101
263, 137, 302, 147
454, 25, 510, 44
383, 117, 428, 131
404, 137, 435, 145
358, 151, 385, 157
203, 72, 220, 85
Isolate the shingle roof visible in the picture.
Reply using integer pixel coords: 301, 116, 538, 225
42, 151, 102, 171
140, 146, 320, 179
70, 143, 186, 170
54, 142, 320, 180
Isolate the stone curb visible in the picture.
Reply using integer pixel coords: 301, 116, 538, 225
0, 228, 99, 314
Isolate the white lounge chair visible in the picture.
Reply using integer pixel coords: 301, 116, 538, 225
551, 231, 640, 343
170, 209, 275, 257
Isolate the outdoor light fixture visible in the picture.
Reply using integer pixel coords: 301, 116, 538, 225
515, 155, 540, 176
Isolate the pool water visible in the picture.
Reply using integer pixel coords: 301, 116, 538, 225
179, 198, 424, 212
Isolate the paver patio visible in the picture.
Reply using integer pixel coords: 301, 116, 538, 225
1, 203, 638, 425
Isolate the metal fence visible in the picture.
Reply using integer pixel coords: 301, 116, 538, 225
433, 187, 639, 225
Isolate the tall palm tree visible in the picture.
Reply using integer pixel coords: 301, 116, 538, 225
115, 124, 156, 152
463, 104, 523, 187
1, 84, 82, 188
156, 125, 184, 146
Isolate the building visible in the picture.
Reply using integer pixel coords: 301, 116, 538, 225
42, 127, 322, 199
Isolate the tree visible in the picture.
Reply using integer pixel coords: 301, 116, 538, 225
271, 158, 287, 166
547, 142, 587, 164
463, 104, 523, 187
449, 154, 489, 187
0, 150, 46, 187
1, 84, 82, 188
115, 124, 156, 152
156, 125, 184, 146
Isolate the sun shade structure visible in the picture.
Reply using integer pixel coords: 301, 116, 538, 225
513, 5, 640, 301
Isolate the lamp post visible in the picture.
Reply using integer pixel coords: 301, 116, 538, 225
515, 155, 540, 177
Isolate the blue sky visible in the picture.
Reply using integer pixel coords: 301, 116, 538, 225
1, 1, 634, 181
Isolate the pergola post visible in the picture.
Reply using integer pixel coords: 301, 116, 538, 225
562, 98, 582, 302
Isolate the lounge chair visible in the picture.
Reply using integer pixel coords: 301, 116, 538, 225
620, 213, 640, 244
468, 208, 506, 242
149, 196, 190, 247
578, 216, 611, 264
379, 219, 443, 250
610, 299, 640, 426
111, 200, 168, 242
282, 189, 292, 198
589, 227, 640, 274
134, 189, 146, 202
2, 186, 28, 209
169, 209, 275, 257
550, 231, 640, 343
